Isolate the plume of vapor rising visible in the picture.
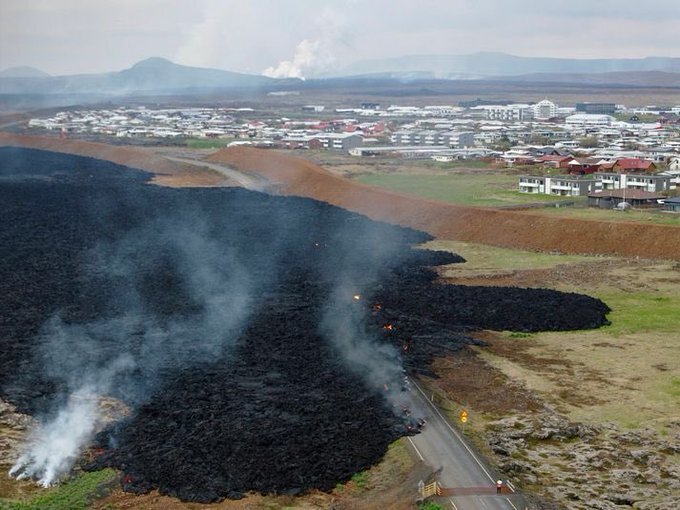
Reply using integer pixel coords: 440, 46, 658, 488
318, 222, 405, 402
263, 7, 350, 79
10, 214, 256, 486
263, 39, 331, 79
320, 283, 402, 392
10, 390, 99, 487
10, 355, 134, 486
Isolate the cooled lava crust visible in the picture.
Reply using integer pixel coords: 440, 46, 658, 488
0, 147, 610, 502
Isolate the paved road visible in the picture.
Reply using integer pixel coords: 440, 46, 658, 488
405, 380, 526, 510
164, 156, 270, 191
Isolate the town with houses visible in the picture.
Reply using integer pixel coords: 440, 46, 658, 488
26, 97, 680, 213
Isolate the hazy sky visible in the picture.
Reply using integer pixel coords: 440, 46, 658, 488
1, 0, 679, 76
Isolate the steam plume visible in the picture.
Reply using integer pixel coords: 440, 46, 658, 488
263, 8, 349, 79
320, 283, 402, 392
263, 39, 332, 79
318, 222, 405, 401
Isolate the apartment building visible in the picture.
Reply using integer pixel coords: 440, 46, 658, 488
518, 176, 596, 196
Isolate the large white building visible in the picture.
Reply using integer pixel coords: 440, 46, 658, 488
565, 114, 615, 127
484, 104, 532, 121
532, 99, 558, 120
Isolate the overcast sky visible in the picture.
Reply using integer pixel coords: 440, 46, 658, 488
1, 0, 679, 76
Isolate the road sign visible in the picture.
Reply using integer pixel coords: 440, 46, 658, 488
460, 410, 468, 423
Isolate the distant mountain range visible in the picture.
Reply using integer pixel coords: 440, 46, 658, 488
339, 52, 680, 78
0, 58, 283, 95
1, 54, 680, 100
493, 70, 680, 87
0, 66, 51, 78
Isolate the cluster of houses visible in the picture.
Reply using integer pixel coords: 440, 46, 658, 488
517, 153, 680, 211
26, 100, 680, 157
27, 107, 256, 139
23, 99, 680, 211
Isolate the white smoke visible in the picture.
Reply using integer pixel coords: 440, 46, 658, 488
263, 7, 350, 79
10, 354, 135, 486
10, 390, 98, 487
318, 222, 406, 400
263, 39, 332, 79
9, 215, 255, 487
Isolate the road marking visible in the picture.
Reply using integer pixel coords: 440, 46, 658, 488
506, 480, 516, 493
449, 499, 459, 510
506, 497, 519, 510
407, 436, 425, 461
412, 380, 495, 483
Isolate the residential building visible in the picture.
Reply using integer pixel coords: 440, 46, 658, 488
587, 189, 664, 208
485, 104, 532, 121
566, 158, 602, 175
459, 98, 511, 108
624, 174, 671, 193
662, 197, 680, 212
518, 176, 546, 194
594, 172, 671, 193
536, 155, 574, 169
316, 133, 363, 150
610, 158, 657, 173
444, 131, 475, 148
518, 175, 597, 196
576, 103, 617, 115
546, 176, 597, 196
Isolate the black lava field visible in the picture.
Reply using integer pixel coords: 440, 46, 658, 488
0, 147, 610, 502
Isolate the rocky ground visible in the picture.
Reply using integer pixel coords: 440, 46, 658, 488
489, 412, 680, 509
0, 400, 31, 465
424, 246, 680, 510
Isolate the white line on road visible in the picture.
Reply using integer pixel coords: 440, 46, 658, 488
506, 480, 516, 493
407, 436, 425, 461
412, 380, 495, 483
506, 497, 519, 510
449, 499, 459, 510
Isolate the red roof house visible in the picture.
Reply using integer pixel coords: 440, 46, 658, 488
611, 158, 657, 173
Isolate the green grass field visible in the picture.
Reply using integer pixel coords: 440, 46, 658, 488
536, 205, 680, 225
426, 239, 680, 430
355, 173, 571, 206
184, 137, 235, 149
354, 173, 680, 225
0, 469, 117, 510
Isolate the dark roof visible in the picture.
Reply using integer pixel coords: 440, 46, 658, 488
663, 197, 680, 204
588, 189, 664, 200
538, 155, 572, 162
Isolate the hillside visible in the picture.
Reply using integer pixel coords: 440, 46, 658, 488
0, 66, 50, 78
207, 147, 680, 261
0, 57, 284, 95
